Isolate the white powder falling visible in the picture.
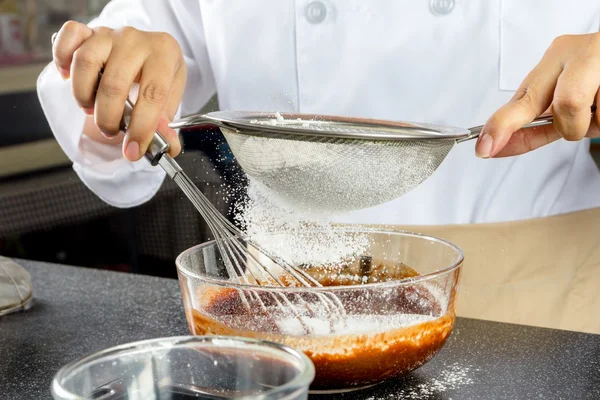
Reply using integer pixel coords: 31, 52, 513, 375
234, 180, 371, 266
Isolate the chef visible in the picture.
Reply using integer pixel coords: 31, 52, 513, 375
38, 1, 600, 333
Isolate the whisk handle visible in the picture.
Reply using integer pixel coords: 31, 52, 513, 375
145, 133, 171, 166
119, 97, 170, 166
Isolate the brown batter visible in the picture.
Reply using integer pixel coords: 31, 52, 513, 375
183, 260, 456, 391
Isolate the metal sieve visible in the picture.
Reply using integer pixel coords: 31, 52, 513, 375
169, 111, 555, 212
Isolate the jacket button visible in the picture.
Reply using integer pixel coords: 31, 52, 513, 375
306, 1, 327, 24
430, 0, 455, 16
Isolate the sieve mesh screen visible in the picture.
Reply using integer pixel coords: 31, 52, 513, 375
223, 128, 456, 211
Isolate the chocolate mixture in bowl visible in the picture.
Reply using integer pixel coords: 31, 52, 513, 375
183, 259, 458, 391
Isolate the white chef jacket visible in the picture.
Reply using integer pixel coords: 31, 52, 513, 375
37, 0, 600, 226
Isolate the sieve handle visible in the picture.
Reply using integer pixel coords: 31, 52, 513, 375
462, 108, 596, 143
168, 114, 216, 130
461, 114, 556, 143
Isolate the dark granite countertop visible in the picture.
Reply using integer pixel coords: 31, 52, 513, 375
1, 259, 599, 399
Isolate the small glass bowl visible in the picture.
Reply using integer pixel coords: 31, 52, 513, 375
51, 335, 315, 400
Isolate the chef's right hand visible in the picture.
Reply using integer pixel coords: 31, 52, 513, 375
52, 21, 186, 161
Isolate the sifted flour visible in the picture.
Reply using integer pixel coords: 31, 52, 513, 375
274, 313, 436, 336
365, 363, 476, 400
234, 180, 372, 267
238, 110, 447, 212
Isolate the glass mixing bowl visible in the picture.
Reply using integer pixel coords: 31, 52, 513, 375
176, 230, 463, 393
51, 336, 314, 400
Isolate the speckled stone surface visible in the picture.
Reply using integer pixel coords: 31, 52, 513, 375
0, 260, 188, 400
1, 259, 599, 400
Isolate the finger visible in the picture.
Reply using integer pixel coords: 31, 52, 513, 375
156, 115, 181, 157
165, 62, 187, 121
137, 75, 185, 159
552, 52, 600, 140
476, 45, 563, 158
593, 91, 600, 136
124, 57, 176, 161
494, 106, 600, 158
492, 114, 600, 158
52, 21, 93, 79
587, 117, 600, 139
124, 41, 181, 161
163, 64, 187, 157
492, 124, 562, 157
94, 35, 149, 138
70, 32, 112, 113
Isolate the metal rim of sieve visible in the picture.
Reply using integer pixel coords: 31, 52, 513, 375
169, 111, 471, 142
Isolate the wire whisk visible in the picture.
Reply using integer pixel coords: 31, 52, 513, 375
120, 100, 347, 335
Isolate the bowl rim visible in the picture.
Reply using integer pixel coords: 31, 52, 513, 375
51, 335, 316, 400
175, 229, 464, 292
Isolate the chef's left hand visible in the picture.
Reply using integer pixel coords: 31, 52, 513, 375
476, 32, 599, 158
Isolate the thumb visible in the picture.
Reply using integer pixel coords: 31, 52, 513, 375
482, 100, 564, 158
489, 117, 562, 158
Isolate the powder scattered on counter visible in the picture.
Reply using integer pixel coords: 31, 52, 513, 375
364, 363, 476, 400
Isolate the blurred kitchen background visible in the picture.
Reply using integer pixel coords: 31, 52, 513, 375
0, 0, 243, 279
0, 0, 598, 279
